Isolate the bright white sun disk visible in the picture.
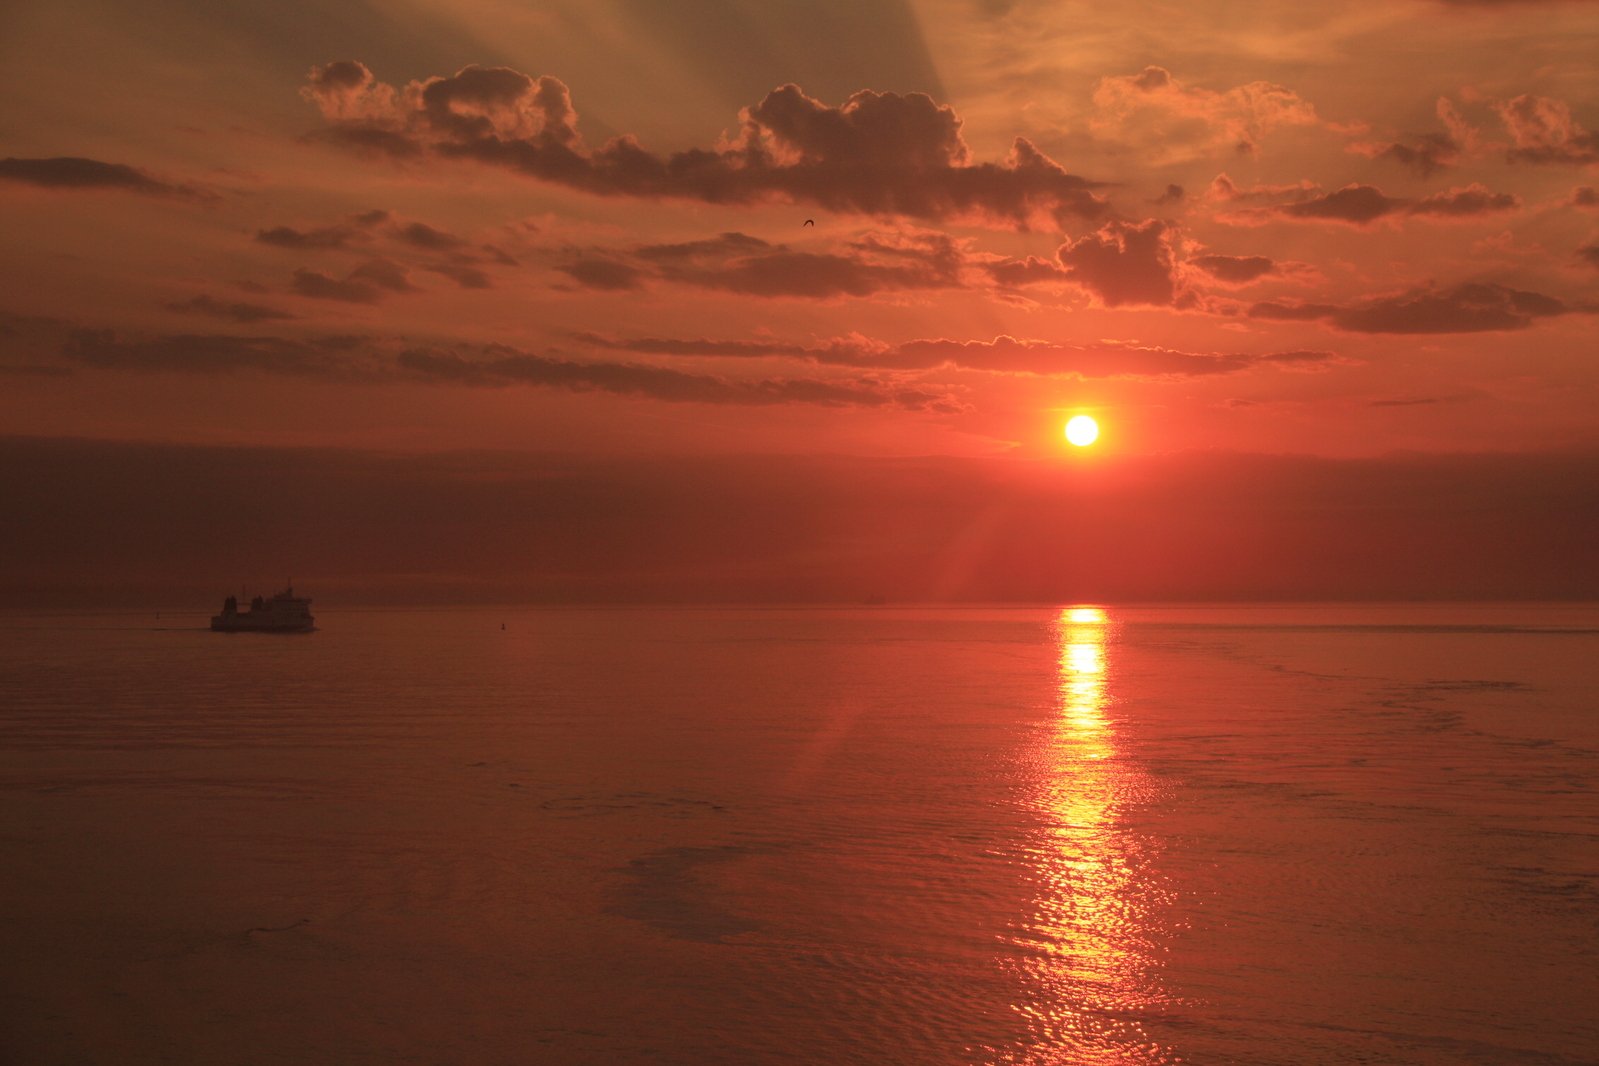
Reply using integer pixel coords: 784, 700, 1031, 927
1065, 415, 1099, 447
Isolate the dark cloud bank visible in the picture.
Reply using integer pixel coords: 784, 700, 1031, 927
4, 437, 1597, 606
303, 61, 1106, 228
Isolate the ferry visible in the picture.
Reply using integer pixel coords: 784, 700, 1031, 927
211, 586, 315, 633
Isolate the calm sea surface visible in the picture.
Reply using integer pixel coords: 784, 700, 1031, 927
1, 605, 1596, 1065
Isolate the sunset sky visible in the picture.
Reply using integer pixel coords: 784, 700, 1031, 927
3, 0, 1597, 603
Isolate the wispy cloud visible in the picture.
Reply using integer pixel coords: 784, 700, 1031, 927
0, 156, 210, 201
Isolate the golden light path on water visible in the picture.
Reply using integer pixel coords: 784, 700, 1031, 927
993, 607, 1179, 1065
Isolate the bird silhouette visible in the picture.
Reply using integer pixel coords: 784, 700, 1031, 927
803, 219, 815, 227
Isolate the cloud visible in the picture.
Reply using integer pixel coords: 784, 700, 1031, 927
291, 259, 416, 303
1250, 281, 1574, 333
573, 333, 835, 361
1207, 173, 1322, 204
1090, 66, 1330, 161
0, 156, 207, 200
685, 231, 964, 298
557, 258, 647, 291
576, 331, 1339, 378
682, 250, 955, 298
258, 211, 502, 290
395, 347, 959, 410
1280, 184, 1403, 224
1354, 98, 1476, 176
1056, 219, 1181, 307
304, 63, 1107, 228
1362, 132, 1460, 176
1578, 244, 1599, 270
256, 210, 389, 250
983, 255, 1071, 288
394, 222, 464, 250
558, 228, 967, 299
1237, 182, 1520, 226
1409, 184, 1520, 216
301, 60, 400, 123
1496, 94, 1599, 164
45, 322, 958, 410
163, 295, 296, 323
1369, 396, 1443, 407
1573, 186, 1598, 208
425, 263, 492, 289
562, 222, 1286, 307
1190, 254, 1277, 284
886, 336, 1334, 375
63, 330, 367, 377
634, 232, 774, 262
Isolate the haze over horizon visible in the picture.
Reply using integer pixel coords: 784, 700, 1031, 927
3, 0, 1598, 603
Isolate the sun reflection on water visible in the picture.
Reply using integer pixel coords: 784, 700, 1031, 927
992, 607, 1177, 1065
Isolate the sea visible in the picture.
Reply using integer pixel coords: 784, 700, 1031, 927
1, 604, 1595, 1065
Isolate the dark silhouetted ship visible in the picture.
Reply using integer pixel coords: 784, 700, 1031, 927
211, 587, 315, 633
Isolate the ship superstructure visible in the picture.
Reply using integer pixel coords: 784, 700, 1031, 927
210, 587, 315, 632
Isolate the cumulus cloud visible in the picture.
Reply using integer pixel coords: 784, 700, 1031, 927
163, 295, 296, 323
303, 62, 1107, 228
1090, 66, 1330, 161
1578, 244, 1599, 270
1250, 281, 1574, 332
1056, 219, 1181, 307
1572, 186, 1598, 208
1496, 94, 1599, 164
0, 156, 208, 200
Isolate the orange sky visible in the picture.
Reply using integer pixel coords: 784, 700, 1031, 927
2, 0, 1597, 600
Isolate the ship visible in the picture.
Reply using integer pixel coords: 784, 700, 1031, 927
211, 586, 315, 633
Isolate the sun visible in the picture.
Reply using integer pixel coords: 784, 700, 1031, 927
1065, 415, 1099, 447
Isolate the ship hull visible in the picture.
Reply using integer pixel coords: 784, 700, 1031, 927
210, 618, 315, 633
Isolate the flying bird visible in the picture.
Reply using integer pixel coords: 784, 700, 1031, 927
803, 219, 815, 227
